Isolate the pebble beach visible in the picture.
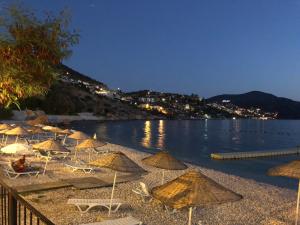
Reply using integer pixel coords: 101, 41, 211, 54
0, 142, 297, 225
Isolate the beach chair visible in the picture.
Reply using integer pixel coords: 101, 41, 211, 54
49, 151, 70, 160
80, 216, 143, 225
132, 182, 153, 203
132, 182, 176, 213
67, 198, 125, 214
64, 161, 94, 174
92, 148, 110, 155
34, 150, 52, 161
2, 164, 40, 179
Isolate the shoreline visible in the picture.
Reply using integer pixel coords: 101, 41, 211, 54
0, 141, 296, 225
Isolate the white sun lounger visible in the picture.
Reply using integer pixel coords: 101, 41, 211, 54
2, 165, 40, 179
80, 216, 142, 225
92, 148, 110, 155
67, 198, 125, 214
64, 162, 94, 174
132, 182, 153, 203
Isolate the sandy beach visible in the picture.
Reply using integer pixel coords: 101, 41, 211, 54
0, 141, 297, 225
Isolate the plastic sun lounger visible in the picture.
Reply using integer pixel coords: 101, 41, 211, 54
34, 150, 52, 161
49, 151, 70, 160
64, 162, 94, 174
80, 216, 143, 225
132, 182, 153, 203
92, 148, 110, 155
67, 198, 125, 214
3, 165, 40, 179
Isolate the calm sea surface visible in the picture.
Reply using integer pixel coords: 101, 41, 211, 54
70, 119, 300, 189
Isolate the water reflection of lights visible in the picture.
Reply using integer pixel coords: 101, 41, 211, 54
204, 119, 208, 140
157, 120, 165, 149
142, 120, 152, 148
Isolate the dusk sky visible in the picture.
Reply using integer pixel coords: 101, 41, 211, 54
4, 0, 300, 100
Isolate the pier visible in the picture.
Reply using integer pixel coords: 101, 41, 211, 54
211, 147, 300, 160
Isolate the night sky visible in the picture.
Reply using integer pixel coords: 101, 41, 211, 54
3, 0, 300, 100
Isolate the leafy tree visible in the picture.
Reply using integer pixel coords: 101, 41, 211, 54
0, 4, 79, 109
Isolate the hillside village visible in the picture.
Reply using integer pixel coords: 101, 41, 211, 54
56, 65, 277, 120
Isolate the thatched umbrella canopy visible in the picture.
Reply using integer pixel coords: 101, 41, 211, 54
142, 151, 187, 184
46, 126, 65, 140
32, 139, 68, 152
59, 129, 72, 135
152, 170, 242, 225
268, 160, 300, 225
90, 151, 146, 216
58, 129, 72, 145
27, 126, 45, 141
33, 139, 69, 175
76, 138, 107, 162
28, 127, 45, 134
68, 131, 89, 145
28, 126, 46, 134
5, 126, 30, 143
42, 125, 56, 131
0, 124, 11, 130
0, 129, 10, 134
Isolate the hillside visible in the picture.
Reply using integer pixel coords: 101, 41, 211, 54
19, 65, 162, 120
57, 64, 108, 88
208, 91, 300, 119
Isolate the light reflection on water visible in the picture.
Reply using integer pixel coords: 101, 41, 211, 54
142, 120, 151, 148
71, 119, 300, 189
157, 120, 165, 149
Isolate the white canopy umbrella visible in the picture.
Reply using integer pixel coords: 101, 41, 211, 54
1, 143, 32, 155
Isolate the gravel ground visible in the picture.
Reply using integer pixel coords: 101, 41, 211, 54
0, 143, 297, 225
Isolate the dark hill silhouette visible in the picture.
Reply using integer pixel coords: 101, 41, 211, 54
58, 64, 108, 88
208, 91, 300, 119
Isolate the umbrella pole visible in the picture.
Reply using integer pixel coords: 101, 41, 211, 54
15, 136, 18, 143
5, 135, 8, 145
108, 172, 117, 216
162, 170, 165, 185
188, 207, 192, 225
43, 160, 48, 175
296, 179, 300, 225
1, 134, 4, 143
63, 135, 67, 145
74, 149, 77, 160
89, 151, 91, 163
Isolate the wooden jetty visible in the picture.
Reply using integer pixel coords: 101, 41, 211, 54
211, 147, 300, 160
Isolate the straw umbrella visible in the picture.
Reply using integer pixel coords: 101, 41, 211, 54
68, 131, 89, 159
142, 151, 187, 184
90, 151, 146, 216
28, 127, 45, 141
76, 138, 106, 162
33, 139, 69, 175
68, 131, 89, 145
5, 126, 29, 143
0, 123, 11, 130
47, 126, 64, 140
268, 160, 300, 225
58, 129, 72, 145
152, 170, 242, 225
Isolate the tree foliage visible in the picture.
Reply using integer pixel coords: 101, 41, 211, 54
0, 4, 79, 108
